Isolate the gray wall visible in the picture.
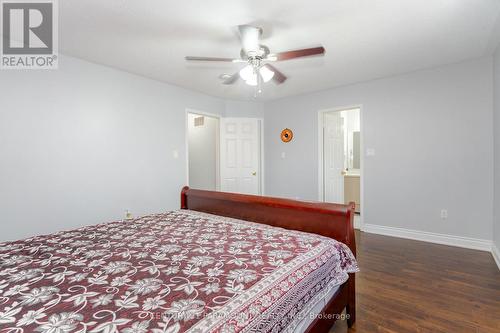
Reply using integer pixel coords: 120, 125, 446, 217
225, 100, 264, 118
264, 57, 494, 241
494, 49, 500, 252
0, 55, 225, 241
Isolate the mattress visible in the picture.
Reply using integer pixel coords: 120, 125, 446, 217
0, 210, 358, 332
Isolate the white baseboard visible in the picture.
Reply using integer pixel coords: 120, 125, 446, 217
362, 224, 492, 252
353, 215, 361, 230
492, 243, 500, 271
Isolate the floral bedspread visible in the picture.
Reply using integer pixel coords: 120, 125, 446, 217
0, 210, 358, 333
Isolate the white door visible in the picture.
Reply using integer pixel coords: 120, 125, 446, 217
324, 112, 345, 203
220, 118, 260, 195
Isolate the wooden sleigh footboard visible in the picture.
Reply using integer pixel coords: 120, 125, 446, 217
180, 186, 357, 331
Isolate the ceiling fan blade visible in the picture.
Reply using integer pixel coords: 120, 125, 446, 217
264, 64, 287, 84
222, 73, 239, 85
185, 56, 242, 62
270, 46, 325, 61
238, 25, 261, 53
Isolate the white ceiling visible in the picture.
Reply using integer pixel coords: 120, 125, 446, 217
60, 0, 500, 101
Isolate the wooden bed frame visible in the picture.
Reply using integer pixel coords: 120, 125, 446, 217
180, 186, 356, 332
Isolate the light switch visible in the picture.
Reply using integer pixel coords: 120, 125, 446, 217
172, 150, 179, 159
281, 152, 286, 159
366, 148, 376, 157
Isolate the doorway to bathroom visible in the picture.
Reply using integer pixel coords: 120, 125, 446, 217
318, 106, 362, 228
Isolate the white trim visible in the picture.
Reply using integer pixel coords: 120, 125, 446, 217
185, 109, 221, 191
353, 214, 361, 230
362, 224, 492, 252
359, 107, 365, 230
492, 243, 500, 270
318, 105, 364, 229
317, 112, 324, 201
258, 118, 265, 195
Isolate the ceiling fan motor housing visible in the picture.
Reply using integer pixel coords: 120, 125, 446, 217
240, 45, 270, 61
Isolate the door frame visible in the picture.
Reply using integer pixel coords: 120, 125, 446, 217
185, 108, 221, 191
255, 118, 265, 195
258, 118, 265, 195
318, 105, 364, 229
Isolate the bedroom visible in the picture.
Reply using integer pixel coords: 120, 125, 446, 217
0, 0, 499, 332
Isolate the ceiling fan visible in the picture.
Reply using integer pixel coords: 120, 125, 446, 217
185, 25, 325, 92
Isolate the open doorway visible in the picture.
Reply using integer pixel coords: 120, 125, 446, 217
319, 107, 362, 228
187, 111, 220, 191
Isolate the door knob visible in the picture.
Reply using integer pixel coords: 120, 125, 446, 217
252, 171, 257, 176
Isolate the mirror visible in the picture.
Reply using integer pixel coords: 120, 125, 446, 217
352, 131, 360, 169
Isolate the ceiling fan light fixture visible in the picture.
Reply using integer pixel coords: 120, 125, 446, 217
259, 66, 275, 83
239, 65, 254, 81
245, 75, 258, 86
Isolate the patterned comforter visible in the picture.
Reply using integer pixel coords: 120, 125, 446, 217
0, 210, 358, 333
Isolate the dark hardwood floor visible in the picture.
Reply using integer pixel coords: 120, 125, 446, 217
331, 231, 500, 333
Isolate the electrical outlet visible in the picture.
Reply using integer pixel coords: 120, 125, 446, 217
440, 209, 448, 220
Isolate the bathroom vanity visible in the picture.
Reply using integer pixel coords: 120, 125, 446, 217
344, 170, 360, 213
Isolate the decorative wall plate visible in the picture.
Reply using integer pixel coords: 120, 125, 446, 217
281, 128, 293, 142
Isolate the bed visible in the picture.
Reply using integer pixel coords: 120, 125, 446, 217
0, 187, 358, 332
